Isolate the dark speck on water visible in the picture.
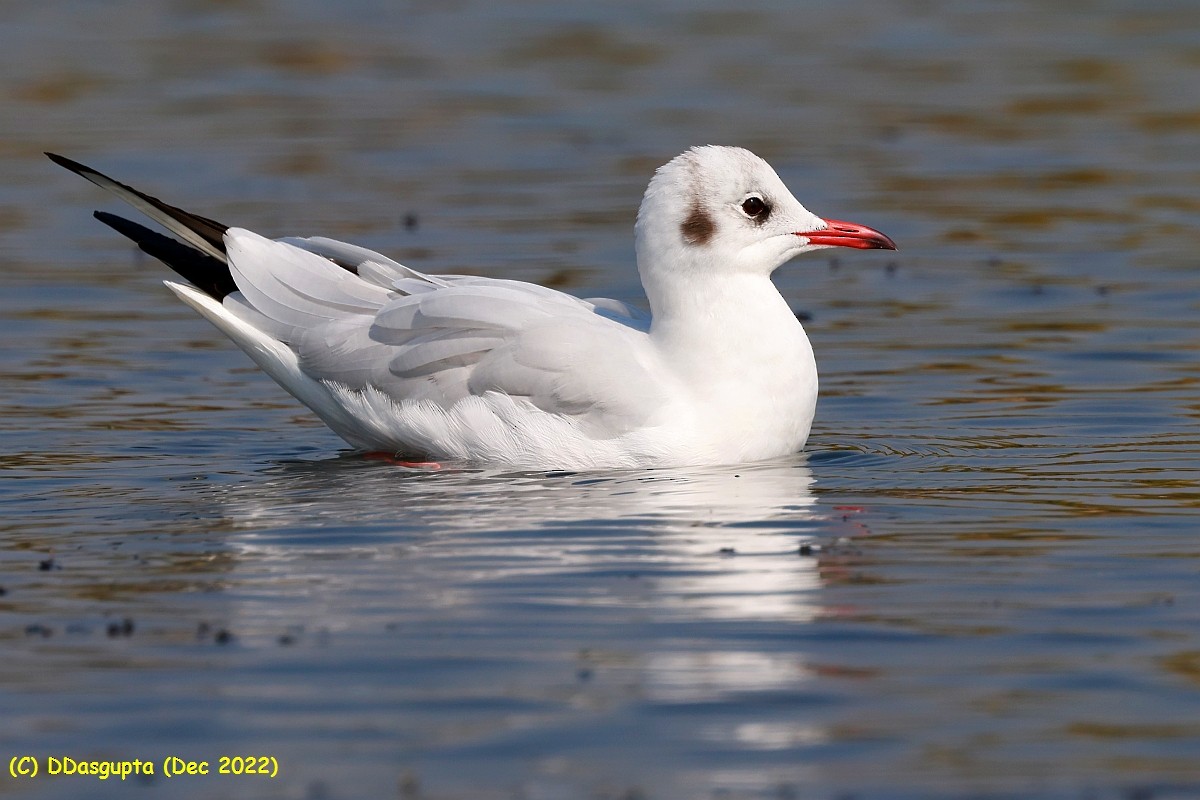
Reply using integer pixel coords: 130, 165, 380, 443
106, 618, 135, 637
6, 1, 1200, 798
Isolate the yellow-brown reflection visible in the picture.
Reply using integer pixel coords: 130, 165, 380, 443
1160, 650, 1200, 688
501, 27, 660, 69
257, 41, 354, 76
11, 71, 105, 104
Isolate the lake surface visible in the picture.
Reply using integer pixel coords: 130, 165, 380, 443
4, 1, 1200, 798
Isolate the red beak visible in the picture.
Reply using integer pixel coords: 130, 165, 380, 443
798, 219, 897, 251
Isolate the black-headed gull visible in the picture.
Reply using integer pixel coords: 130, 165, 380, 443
49, 147, 895, 469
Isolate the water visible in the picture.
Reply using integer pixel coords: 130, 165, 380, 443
4, 1, 1200, 797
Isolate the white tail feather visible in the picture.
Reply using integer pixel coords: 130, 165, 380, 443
163, 281, 375, 449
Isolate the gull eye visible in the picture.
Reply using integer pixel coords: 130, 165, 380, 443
741, 195, 769, 220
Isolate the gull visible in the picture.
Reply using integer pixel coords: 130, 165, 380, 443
48, 147, 895, 470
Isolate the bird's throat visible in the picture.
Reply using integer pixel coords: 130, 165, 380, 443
648, 274, 813, 398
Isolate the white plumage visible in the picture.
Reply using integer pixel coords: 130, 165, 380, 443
54, 146, 896, 469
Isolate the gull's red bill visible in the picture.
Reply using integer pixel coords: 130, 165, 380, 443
799, 219, 897, 251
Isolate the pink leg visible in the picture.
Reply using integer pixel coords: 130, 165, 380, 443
362, 452, 443, 470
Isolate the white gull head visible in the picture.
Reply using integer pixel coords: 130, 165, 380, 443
635, 146, 895, 318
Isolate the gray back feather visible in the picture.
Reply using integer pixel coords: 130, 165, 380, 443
225, 229, 661, 424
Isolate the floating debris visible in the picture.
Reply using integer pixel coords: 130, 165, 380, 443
106, 618, 135, 638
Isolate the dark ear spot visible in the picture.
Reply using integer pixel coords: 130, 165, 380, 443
681, 205, 715, 246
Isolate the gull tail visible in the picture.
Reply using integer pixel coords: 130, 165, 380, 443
161, 280, 366, 438
48, 152, 390, 451
46, 152, 236, 300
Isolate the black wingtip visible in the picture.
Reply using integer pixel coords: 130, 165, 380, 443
46, 151, 89, 175
50, 151, 231, 260
93, 210, 237, 300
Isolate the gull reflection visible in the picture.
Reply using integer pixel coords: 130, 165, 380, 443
215, 457, 824, 622
209, 456, 840, 740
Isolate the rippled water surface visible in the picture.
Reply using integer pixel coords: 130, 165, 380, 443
4, 1, 1200, 798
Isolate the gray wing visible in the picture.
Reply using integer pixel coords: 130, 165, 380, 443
223, 230, 664, 425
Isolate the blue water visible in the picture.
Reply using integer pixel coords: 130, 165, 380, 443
3, 1, 1200, 798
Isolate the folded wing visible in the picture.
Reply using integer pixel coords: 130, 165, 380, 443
220, 230, 665, 444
